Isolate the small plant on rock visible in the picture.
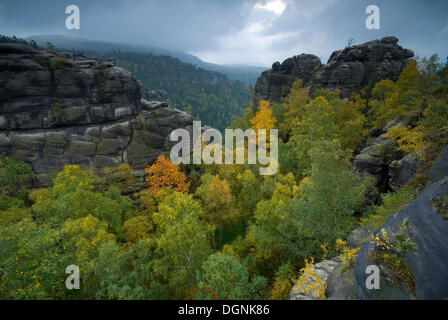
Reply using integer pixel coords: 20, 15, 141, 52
369, 223, 417, 293
335, 239, 359, 272
432, 190, 448, 220
293, 258, 326, 300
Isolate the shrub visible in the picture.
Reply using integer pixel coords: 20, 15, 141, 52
0, 155, 34, 196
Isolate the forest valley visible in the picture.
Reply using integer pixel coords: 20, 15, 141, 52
0, 54, 447, 300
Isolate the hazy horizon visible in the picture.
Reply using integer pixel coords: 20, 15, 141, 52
1, 0, 447, 67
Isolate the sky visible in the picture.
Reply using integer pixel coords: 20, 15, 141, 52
0, 0, 447, 67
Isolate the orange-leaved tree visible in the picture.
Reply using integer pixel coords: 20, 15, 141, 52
145, 155, 190, 196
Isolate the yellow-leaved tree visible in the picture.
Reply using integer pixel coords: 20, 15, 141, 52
250, 100, 277, 148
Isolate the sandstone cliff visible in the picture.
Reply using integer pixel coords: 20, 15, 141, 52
0, 43, 193, 186
254, 36, 414, 102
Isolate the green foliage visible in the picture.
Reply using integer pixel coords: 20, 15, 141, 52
0, 218, 66, 299
369, 227, 417, 293
361, 188, 417, 229
152, 192, 214, 298
0, 155, 34, 196
97, 163, 138, 193
270, 263, 295, 300
432, 190, 448, 220
104, 50, 250, 131
196, 253, 267, 299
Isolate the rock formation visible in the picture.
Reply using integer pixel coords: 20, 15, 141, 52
254, 36, 414, 102
355, 146, 448, 299
0, 43, 193, 186
254, 54, 322, 103
288, 146, 448, 300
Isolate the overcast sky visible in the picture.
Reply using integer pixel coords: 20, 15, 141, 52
0, 0, 447, 66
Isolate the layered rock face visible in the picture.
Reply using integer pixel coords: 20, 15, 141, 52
0, 43, 192, 186
254, 37, 414, 102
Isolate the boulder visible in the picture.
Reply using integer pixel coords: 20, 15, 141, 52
355, 174, 448, 299
326, 264, 357, 300
429, 145, 448, 183
353, 133, 400, 194
389, 153, 419, 191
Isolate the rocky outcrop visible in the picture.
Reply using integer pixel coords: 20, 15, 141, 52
254, 37, 414, 103
355, 146, 448, 300
429, 145, 448, 183
314, 37, 414, 99
289, 147, 448, 301
352, 120, 404, 197
288, 259, 339, 300
353, 117, 422, 198
0, 43, 193, 186
388, 153, 419, 192
254, 54, 322, 103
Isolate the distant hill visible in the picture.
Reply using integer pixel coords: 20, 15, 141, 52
25, 34, 265, 84
107, 50, 251, 131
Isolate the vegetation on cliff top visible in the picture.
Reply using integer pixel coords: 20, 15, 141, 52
0, 52, 447, 299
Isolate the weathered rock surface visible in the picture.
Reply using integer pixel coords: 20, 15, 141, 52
429, 145, 448, 183
254, 37, 414, 103
326, 264, 357, 300
254, 54, 322, 103
388, 153, 419, 192
288, 259, 338, 300
355, 152, 448, 299
314, 37, 414, 98
0, 43, 193, 186
353, 124, 402, 197
347, 227, 374, 249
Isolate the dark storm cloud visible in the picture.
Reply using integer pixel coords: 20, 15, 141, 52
0, 0, 257, 51
0, 0, 446, 66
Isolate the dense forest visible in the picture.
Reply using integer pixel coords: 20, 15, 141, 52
1, 53, 447, 299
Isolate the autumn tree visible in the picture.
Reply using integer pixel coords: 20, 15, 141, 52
145, 155, 190, 196
251, 100, 277, 148
195, 174, 234, 247
281, 79, 311, 136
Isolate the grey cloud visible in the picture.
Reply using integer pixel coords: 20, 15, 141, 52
0, 0, 446, 66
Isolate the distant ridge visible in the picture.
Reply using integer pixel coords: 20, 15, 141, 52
25, 34, 265, 84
